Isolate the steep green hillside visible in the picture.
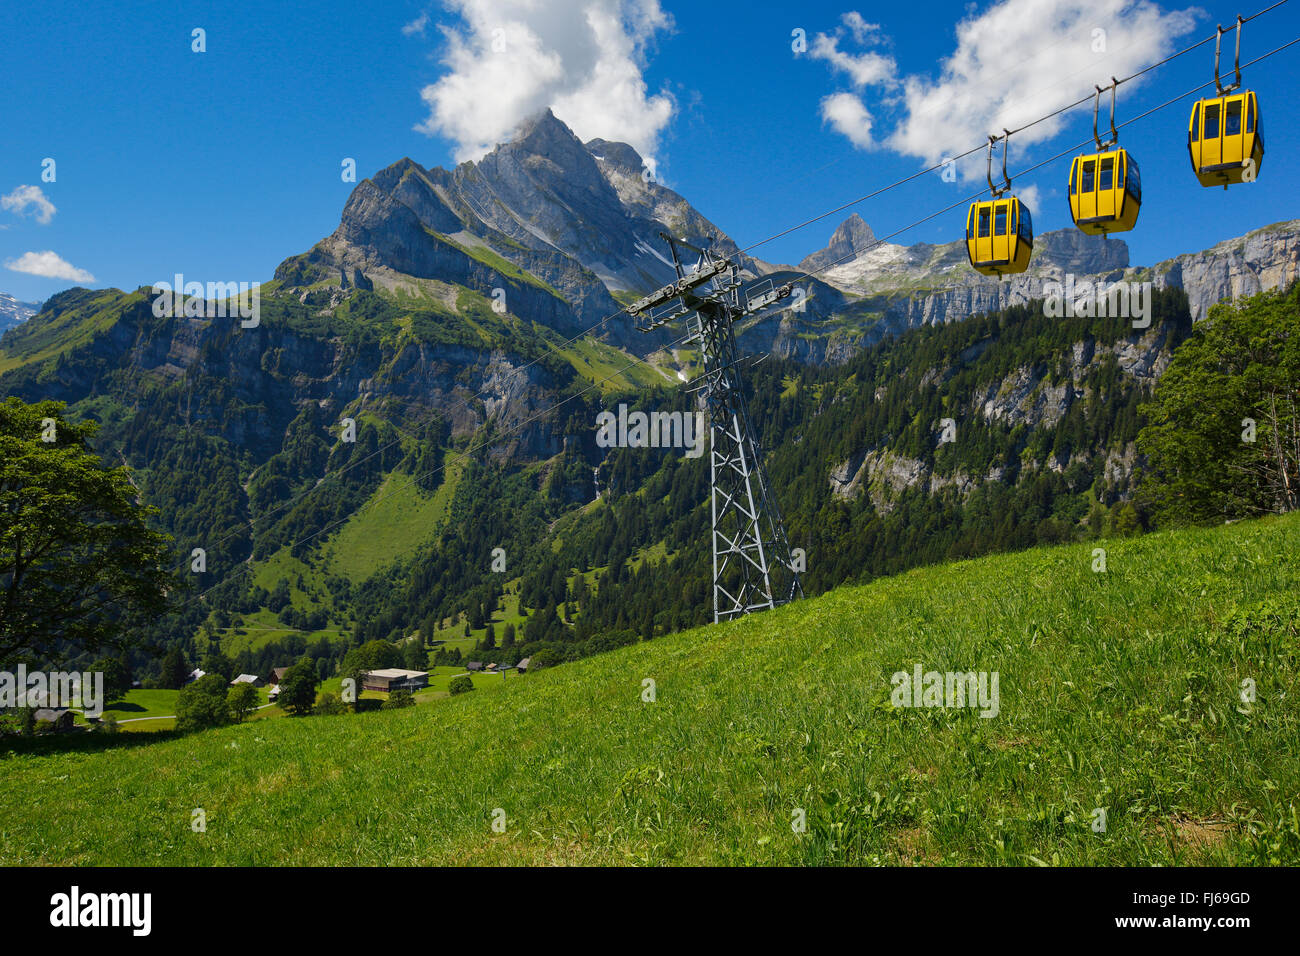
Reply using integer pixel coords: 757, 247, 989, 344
324, 459, 466, 584
3, 512, 1297, 865
0, 288, 143, 375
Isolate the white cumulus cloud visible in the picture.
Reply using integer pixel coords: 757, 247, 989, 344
403, 12, 430, 36
415, 0, 675, 163
4, 251, 95, 283
1, 185, 57, 224
815, 0, 1199, 182
1016, 182, 1044, 216
821, 91, 878, 149
810, 13, 897, 89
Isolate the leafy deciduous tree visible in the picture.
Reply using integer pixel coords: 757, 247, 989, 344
277, 655, 320, 716
227, 681, 259, 723
176, 674, 231, 732
0, 398, 174, 668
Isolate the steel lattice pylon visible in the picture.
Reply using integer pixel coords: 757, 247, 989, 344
627, 233, 803, 623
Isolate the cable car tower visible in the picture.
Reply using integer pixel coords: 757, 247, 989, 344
627, 232, 803, 623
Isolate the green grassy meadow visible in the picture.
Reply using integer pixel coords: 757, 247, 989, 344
324, 461, 465, 583
2, 513, 1297, 865
97, 689, 180, 724
210, 459, 468, 654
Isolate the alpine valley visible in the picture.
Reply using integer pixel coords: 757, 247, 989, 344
2, 108, 1297, 680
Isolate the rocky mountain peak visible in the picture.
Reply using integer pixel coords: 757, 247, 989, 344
507, 108, 593, 168
273, 109, 763, 353
799, 213, 878, 273
836, 213, 876, 247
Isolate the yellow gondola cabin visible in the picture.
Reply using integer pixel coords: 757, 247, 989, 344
1188, 91, 1263, 187
1069, 148, 1141, 235
965, 197, 1032, 277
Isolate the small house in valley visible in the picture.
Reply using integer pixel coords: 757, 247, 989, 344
361, 669, 429, 693
34, 708, 75, 732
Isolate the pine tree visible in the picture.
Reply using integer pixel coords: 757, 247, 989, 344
160, 647, 189, 689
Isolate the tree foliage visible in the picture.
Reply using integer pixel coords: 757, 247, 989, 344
315, 691, 348, 715
383, 687, 415, 709
88, 655, 131, 702
277, 655, 320, 715
1139, 286, 1300, 522
0, 398, 174, 667
176, 674, 231, 732
159, 647, 190, 689
227, 681, 259, 723
201, 649, 235, 683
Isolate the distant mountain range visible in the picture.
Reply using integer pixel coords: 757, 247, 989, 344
0, 293, 40, 336
786, 211, 1300, 361
266, 108, 1300, 366
6, 109, 1296, 369
3, 108, 1295, 477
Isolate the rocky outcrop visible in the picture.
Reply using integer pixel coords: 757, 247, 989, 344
1143, 223, 1300, 319
829, 446, 926, 514
970, 324, 1172, 432
734, 275, 859, 363
799, 213, 877, 273
828, 322, 1180, 508
802, 216, 1299, 348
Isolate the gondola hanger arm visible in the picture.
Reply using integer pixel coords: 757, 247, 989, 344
986, 132, 1012, 197
1001, 129, 1013, 193
1215, 15, 1245, 94
1092, 79, 1120, 150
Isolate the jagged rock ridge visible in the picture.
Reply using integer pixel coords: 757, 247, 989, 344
277, 109, 779, 355
796, 213, 1298, 337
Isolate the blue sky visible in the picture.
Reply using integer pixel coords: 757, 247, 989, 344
1, 0, 1298, 304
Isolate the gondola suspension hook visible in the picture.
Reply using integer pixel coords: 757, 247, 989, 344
1001, 129, 1013, 194
986, 132, 1012, 198
1215, 15, 1244, 95
1093, 79, 1119, 150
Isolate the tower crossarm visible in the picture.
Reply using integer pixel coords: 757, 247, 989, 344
625, 258, 733, 320
742, 280, 794, 315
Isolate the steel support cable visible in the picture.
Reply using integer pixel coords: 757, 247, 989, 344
150, 2, 1294, 562
131, 12, 1297, 597
733, 0, 1291, 259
